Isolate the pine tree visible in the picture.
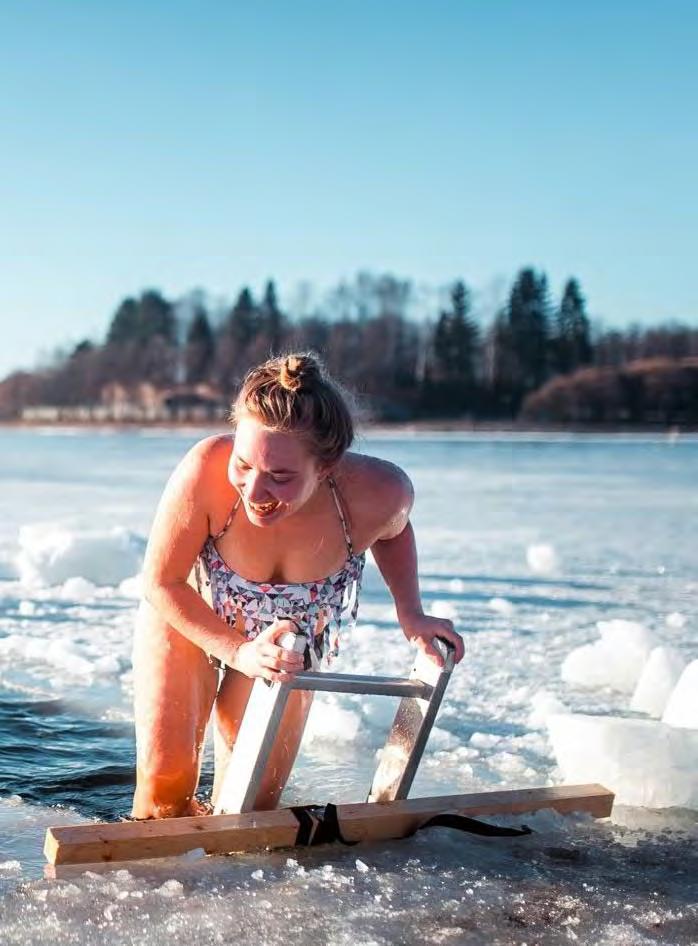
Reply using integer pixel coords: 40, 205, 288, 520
214, 287, 261, 388
226, 287, 258, 348
106, 291, 176, 345
139, 290, 177, 344
262, 280, 284, 354
107, 297, 139, 344
503, 268, 550, 407
184, 307, 215, 384
552, 278, 592, 374
427, 280, 479, 413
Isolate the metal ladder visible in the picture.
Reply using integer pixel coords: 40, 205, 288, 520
214, 630, 456, 814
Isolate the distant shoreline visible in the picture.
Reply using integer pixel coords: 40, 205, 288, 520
1, 418, 696, 436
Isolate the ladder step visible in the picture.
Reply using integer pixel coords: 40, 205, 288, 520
287, 671, 433, 698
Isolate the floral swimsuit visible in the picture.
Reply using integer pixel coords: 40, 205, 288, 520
197, 477, 365, 669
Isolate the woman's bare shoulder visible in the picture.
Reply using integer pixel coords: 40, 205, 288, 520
167, 434, 234, 492
340, 452, 411, 493
336, 453, 414, 539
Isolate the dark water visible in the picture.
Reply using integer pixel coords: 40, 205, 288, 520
0, 696, 139, 819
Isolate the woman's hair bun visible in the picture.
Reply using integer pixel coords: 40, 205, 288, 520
279, 353, 321, 393
234, 350, 355, 465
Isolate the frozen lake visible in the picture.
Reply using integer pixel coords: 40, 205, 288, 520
0, 427, 696, 944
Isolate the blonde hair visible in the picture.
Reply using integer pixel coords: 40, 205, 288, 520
233, 353, 354, 466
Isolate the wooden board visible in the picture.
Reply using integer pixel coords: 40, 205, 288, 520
44, 783, 613, 870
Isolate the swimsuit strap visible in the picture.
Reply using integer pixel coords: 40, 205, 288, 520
211, 478, 354, 556
328, 475, 354, 557
212, 494, 242, 540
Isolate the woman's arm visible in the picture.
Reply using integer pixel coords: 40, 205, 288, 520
141, 437, 247, 667
369, 467, 465, 667
142, 437, 303, 680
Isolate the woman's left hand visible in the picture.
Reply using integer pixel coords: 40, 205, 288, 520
400, 612, 465, 668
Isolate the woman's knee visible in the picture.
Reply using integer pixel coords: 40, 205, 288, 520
133, 738, 204, 817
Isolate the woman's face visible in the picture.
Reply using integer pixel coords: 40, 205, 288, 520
229, 414, 326, 526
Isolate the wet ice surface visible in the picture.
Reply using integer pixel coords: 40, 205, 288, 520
1, 807, 697, 946
1, 428, 697, 944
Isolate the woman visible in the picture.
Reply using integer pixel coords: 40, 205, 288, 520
132, 352, 464, 818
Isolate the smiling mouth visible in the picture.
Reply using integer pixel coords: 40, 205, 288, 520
248, 500, 280, 516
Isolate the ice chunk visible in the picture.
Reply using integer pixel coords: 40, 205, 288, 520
662, 660, 698, 729
528, 689, 567, 728
17, 525, 145, 587
488, 597, 515, 616
355, 859, 370, 872
428, 726, 459, 750
59, 576, 97, 600
561, 619, 654, 693
469, 732, 502, 749
155, 879, 184, 897
526, 543, 559, 575
118, 574, 143, 599
666, 611, 686, 629
547, 712, 698, 808
630, 647, 686, 718
428, 599, 458, 621
0, 635, 95, 678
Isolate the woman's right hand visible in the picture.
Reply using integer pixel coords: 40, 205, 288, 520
228, 619, 305, 681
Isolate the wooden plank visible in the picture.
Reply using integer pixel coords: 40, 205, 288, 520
45, 783, 613, 868
44, 808, 301, 866
337, 783, 614, 842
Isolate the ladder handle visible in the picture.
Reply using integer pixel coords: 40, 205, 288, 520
278, 628, 307, 653
277, 631, 457, 674
432, 636, 456, 671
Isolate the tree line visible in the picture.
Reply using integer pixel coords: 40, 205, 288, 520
1, 269, 697, 423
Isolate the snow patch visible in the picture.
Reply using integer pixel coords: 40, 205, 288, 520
17, 525, 145, 587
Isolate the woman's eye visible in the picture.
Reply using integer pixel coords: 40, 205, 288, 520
271, 476, 292, 484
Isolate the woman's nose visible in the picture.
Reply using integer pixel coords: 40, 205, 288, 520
245, 473, 271, 503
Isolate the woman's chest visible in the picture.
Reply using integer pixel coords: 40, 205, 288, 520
213, 510, 358, 584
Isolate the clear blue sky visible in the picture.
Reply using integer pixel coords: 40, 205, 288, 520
1, 0, 696, 378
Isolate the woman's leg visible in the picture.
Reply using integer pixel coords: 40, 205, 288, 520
212, 669, 314, 810
131, 600, 219, 818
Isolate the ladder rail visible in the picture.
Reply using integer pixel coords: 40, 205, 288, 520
287, 671, 433, 699
214, 630, 456, 815
367, 640, 455, 803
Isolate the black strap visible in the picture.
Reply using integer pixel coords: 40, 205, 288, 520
289, 803, 531, 847
417, 812, 532, 837
289, 805, 317, 846
290, 804, 358, 846
312, 803, 358, 846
